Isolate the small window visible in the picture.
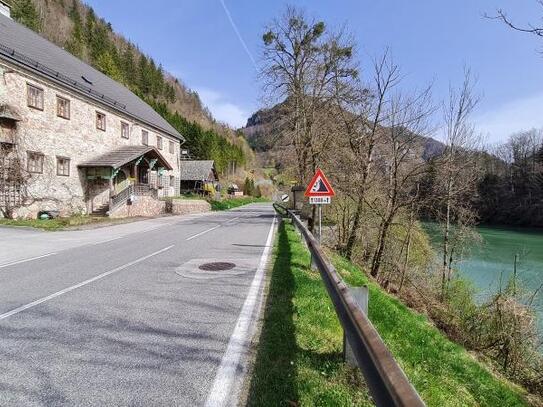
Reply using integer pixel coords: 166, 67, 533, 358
169, 140, 175, 154
96, 112, 106, 131
27, 151, 44, 174
169, 175, 175, 188
142, 130, 149, 146
157, 136, 163, 150
56, 156, 70, 176
121, 121, 130, 139
56, 96, 70, 119
27, 84, 44, 110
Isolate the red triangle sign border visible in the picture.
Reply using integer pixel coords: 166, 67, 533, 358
304, 169, 335, 197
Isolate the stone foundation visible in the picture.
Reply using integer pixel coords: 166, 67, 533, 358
109, 196, 165, 218
170, 199, 210, 215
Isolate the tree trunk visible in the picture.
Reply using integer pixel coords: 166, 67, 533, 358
399, 210, 415, 294
343, 199, 363, 260
441, 177, 452, 301
371, 215, 392, 277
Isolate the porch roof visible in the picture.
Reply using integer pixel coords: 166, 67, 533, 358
78, 145, 173, 170
0, 104, 22, 122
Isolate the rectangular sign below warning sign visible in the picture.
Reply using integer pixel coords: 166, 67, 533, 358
309, 196, 331, 205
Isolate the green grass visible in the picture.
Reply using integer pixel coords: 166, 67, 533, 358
250, 219, 530, 406
161, 193, 205, 201
0, 215, 120, 231
331, 254, 530, 406
210, 196, 268, 211
249, 220, 372, 406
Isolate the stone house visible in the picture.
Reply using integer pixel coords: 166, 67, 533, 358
0, 6, 184, 219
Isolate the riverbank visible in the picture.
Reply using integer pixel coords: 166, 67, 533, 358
250, 219, 532, 406
423, 222, 543, 337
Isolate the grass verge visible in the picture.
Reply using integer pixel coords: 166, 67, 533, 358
250, 219, 530, 406
248, 219, 372, 406
0, 215, 124, 231
210, 197, 268, 211
332, 254, 530, 406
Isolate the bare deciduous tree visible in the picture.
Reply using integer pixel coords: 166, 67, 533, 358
260, 7, 358, 228
333, 51, 400, 260
433, 70, 482, 300
487, 3, 543, 38
369, 85, 434, 278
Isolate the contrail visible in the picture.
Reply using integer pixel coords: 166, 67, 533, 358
219, 0, 258, 70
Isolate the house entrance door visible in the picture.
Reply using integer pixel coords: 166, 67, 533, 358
138, 166, 149, 184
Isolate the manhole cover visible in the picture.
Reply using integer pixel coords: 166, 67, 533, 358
198, 262, 236, 271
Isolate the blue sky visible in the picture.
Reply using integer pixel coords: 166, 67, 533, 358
85, 0, 543, 143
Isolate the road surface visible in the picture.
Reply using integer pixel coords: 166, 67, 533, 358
0, 203, 275, 406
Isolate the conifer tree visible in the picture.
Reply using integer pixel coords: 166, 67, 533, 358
138, 55, 151, 95
96, 52, 123, 82
65, 0, 84, 58
11, 0, 41, 32
84, 7, 96, 44
121, 45, 137, 88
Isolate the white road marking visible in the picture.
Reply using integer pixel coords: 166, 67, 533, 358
185, 225, 221, 241
93, 236, 123, 245
205, 215, 276, 407
0, 245, 174, 321
0, 252, 57, 269
185, 216, 243, 241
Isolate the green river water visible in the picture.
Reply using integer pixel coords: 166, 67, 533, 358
424, 223, 543, 335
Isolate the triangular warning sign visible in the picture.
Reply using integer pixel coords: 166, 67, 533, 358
305, 169, 335, 197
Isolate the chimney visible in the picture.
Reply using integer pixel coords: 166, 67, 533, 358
0, 1, 11, 18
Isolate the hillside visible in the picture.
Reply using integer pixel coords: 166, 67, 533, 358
241, 101, 447, 168
6, 0, 253, 172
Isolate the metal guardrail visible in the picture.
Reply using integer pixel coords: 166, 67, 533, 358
279, 205, 425, 407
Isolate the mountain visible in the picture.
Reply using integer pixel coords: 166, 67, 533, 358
241, 101, 447, 167
6, 0, 253, 171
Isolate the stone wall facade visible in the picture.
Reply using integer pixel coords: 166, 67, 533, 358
109, 196, 166, 219
0, 60, 181, 219
170, 199, 211, 215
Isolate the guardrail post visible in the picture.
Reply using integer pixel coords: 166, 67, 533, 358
343, 285, 369, 367
310, 252, 317, 270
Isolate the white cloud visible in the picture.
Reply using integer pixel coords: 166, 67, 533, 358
195, 87, 248, 129
475, 93, 543, 143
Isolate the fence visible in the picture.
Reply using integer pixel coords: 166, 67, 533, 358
279, 205, 425, 407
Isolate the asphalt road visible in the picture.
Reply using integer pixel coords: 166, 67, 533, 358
0, 203, 276, 406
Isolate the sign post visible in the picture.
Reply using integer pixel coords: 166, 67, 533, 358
304, 169, 335, 242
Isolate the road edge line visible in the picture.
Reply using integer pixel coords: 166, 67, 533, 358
204, 214, 277, 407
